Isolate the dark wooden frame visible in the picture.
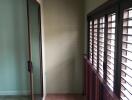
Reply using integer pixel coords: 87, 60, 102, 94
115, 0, 132, 98
38, 4, 44, 98
26, 0, 34, 99
86, 0, 132, 100
87, 0, 118, 92
35, 1, 44, 98
27, 0, 44, 99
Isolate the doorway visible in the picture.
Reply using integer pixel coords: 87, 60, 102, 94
0, 0, 43, 100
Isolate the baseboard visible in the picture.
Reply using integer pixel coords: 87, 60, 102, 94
0, 90, 40, 96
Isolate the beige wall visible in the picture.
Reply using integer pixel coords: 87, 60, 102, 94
84, 0, 108, 53
42, 0, 84, 93
85, 0, 108, 14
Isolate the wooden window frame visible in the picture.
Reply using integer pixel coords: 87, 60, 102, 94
119, 1, 132, 99
87, 0, 118, 94
87, 0, 132, 99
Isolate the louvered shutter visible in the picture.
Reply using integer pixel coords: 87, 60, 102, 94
93, 19, 98, 70
99, 17, 105, 78
106, 13, 116, 91
89, 21, 93, 63
120, 7, 132, 100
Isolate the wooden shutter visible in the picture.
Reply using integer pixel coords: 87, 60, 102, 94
120, 7, 132, 100
99, 17, 105, 78
106, 13, 116, 91
93, 19, 98, 70
89, 21, 93, 64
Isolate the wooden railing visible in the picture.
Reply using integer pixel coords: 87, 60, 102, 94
84, 56, 119, 100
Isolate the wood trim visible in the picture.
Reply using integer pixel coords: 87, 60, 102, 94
103, 15, 108, 82
120, 0, 132, 10
26, 0, 34, 99
113, 4, 122, 97
84, 57, 119, 100
87, 0, 118, 19
38, 5, 43, 97
95, 76, 99, 100
86, 0, 132, 100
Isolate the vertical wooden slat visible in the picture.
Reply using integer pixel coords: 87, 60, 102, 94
38, 5, 44, 97
86, 62, 89, 100
89, 68, 93, 100
99, 82, 104, 100
84, 57, 119, 100
103, 15, 108, 82
95, 76, 99, 100
113, 4, 122, 97
93, 73, 96, 100
84, 56, 88, 98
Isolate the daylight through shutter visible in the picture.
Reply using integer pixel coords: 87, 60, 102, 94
120, 7, 132, 100
106, 13, 116, 91
89, 21, 93, 64
99, 17, 105, 78
93, 19, 98, 70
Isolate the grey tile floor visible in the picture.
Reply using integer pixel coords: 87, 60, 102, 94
0, 95, 42, 100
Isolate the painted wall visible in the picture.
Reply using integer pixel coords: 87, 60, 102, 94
85, 0, 108, 14
0, 0, 41, 95
84, 0, 108, 53
42, 0, 84, 93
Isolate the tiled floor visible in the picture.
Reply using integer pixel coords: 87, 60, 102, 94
46, 94, 84, 100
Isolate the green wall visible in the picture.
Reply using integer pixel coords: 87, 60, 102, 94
0, 0, 40, 95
